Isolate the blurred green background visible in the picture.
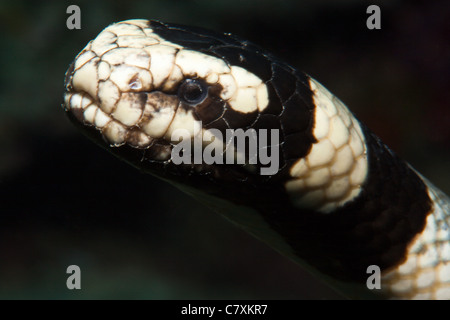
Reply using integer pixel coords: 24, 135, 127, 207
0, 0, 449, 299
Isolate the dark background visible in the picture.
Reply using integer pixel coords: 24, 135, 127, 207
0, 0, 449, 299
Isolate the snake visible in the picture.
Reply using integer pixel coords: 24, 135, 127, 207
62, 19, 450, 299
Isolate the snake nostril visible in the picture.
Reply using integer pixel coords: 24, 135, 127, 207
129, 74, 142, 90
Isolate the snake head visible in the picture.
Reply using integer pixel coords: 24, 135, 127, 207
63, 19, 290, 176
63, 19, 368, 209
63, 19, 316, 183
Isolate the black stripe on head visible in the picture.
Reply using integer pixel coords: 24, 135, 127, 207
222, 107, 258, 130
149, 21, 277, 83
210, 46, 273, 82
275, 69, 317, 163
192, 98, 226, 126
149, 20, 243, 50
270, 64, 298, 102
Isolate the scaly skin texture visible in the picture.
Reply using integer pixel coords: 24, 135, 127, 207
63, 19, 450, 299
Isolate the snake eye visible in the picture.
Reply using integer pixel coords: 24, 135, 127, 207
178, 79, 208, 105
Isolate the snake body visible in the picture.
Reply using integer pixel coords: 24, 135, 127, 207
63, 19, 450, 299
